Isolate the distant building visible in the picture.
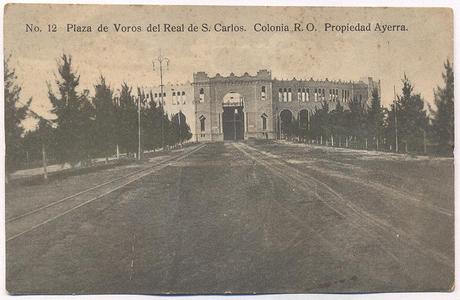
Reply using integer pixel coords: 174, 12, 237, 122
151, 70, 380, 141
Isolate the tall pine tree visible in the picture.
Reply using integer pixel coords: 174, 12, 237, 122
4, 56, 31, 178
93, 76, 116, 160
48, 54, 94, 166
115, 82, 138, 155
395, 75, 429, 152
431, 60, 454, 155
367, 88, 385, 148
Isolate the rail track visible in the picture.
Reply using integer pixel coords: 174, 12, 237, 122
233, 142, 453, 269
6, 143, 207, 242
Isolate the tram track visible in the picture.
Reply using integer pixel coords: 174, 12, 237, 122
6, 143, 207, 243
233, 142, 453, 269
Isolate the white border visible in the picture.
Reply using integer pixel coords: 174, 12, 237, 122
1, 1, 458, 300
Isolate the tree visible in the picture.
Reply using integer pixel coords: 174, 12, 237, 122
309, 101, 330, 141
329, 101, 347, 139
389, 75, 429, 153
48, 54, 95, 166
346, 95, 368, 140
93, 76, 116, 160
4, 56, 31, 179
115, 82, 137, 155
430, 60, 454, 155
22, 118, 56, 167
171, 112, 192, 145
367, 88, 385, 148
142, 92, 163, 150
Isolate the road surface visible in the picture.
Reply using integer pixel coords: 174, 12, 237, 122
6, 140, 454, 294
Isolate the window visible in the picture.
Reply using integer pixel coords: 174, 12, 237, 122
182, 91, 186, 104
288, 88, 292, 102
278, 88, 282, 102
306, 88, 310, 101
199, 115, 206, 132
297, 88, 301, 102
283, 88, 287, 102
261, 113, 268, 131
172, 92, 176, 105
261, 86, 266, 100
199, 88, 204, 102
314, 88, 318, 102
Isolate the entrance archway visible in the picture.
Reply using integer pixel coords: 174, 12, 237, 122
279, 109, 293, 138
222, 92, 244, 141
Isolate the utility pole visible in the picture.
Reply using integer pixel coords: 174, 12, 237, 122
42, 143, 48, 180
234, 108, 237, 141
394, 85, 399, 153
178, 110, 182, 146
423, 129, 427, 154
137, 95, 141, 160
153, 51, 169, 150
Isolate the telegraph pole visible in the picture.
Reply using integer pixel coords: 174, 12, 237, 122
234, 108, 237, 141
42, 143, 48, 180
394, 85, 399, 153
178, 110, 182, 146
137, 95, 141, 160
153, 51, 169, 150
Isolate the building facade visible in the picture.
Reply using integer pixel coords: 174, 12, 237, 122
151, 70, 380, 142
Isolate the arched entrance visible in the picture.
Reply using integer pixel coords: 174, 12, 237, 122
279, 109, 293, 138
222, 92, 244, 141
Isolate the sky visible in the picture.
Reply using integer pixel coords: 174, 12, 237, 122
4, 4, 453, 129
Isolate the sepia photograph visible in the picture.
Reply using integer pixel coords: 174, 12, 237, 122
3, 3, 455, 296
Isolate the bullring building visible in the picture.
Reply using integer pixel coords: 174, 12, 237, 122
149, 70, 380, 141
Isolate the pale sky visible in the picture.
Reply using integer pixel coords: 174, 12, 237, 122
4, 4, 453, 129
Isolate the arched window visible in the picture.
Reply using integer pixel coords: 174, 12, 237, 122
278, 88, 282, 102
283, 88, 288, 102
182, 91, 186, 104
288, 88, 292, 102
261, 86, 266, 100
199, 115, 206, 132
261, 113, 268, 131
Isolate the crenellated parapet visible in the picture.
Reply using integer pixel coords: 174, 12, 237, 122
193, 69, 272, 84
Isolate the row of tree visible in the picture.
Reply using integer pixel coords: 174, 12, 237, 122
280, 60, 454, 155
5, 54, 192, 176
